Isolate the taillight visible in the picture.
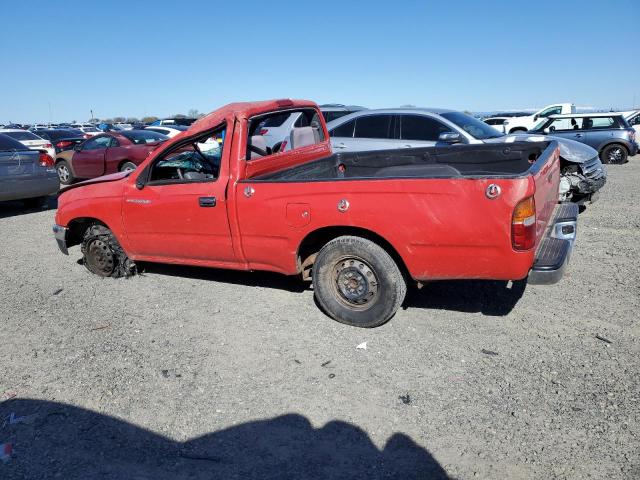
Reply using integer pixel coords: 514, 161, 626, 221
56, 140, 73, 149
83, 134, 91, 138
512, 196, 536, 250
259, 128, 269, 135
280, 139, 288, 151
43, 143, 53, 149
39, 152, 55, 168
629, 130, 636, 142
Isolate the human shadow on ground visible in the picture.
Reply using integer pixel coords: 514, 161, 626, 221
0, 399, 450, 479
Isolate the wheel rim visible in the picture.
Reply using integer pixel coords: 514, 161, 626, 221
332, 256, 379, 310
57, 164, 69, 182
85, 239, 115, 275
608, 147, 623, 163
122, 163, 136, 172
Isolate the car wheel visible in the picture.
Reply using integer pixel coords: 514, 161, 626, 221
312, 236, 407, 328
56, 160, 75, 185
81, 224, 134, 278
22, 196, 49, 209
120, 161, 137, 173
600, 144, 628, 164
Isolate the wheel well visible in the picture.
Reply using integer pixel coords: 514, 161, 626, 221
297, 226, 410, 281
509, 127, 527, 133
66, 218, 108, 248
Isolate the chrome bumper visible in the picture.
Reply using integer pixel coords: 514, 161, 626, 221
53, 224, 69, 255
528, 203, 578, 285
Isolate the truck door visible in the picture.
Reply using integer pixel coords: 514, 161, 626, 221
71, 135, 111, 178
122, 125, 237, 264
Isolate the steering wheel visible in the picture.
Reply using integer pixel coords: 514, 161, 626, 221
248, 144, 270, 157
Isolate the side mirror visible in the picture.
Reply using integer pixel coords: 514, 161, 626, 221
438, 132, 462, 143
533, 114, 539, 121
74, 144, 82, 152
135, 167, 148, 190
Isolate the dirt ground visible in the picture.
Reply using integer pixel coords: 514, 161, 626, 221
0, 160, 638, 479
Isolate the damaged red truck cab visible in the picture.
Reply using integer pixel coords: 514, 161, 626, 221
54, 99, 578, 327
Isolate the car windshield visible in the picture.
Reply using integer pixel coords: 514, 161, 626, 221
121, 130, 168, 144
1, 131, 41, 141
440, 112, 504, 139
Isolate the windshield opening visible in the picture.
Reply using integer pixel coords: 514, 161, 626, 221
441, 112, 504, 140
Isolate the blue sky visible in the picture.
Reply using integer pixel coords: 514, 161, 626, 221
1, 0, 638, 123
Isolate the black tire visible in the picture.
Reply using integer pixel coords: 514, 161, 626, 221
56, 160, 75, 185
312, 236, 407, 328
509, 128, 528, 134
600, 144, 628, 164
22, 196, 49, 209
120, 161, 137, 173
81, 224, 134, 278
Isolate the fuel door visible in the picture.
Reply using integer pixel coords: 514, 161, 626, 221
286, 203, 311, 228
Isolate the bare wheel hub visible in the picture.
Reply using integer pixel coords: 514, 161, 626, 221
333, 257, 378, 309
608, 147, 623, 163
86, 239, 115, 275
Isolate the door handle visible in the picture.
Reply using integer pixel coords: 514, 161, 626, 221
199, 196, 216, 207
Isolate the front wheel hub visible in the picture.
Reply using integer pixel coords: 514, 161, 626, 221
85, 239, 115, 275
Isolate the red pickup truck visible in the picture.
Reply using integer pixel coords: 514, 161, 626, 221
53, 99, 578, 328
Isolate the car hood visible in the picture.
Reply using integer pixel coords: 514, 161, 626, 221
60, 171, 130, 193
484, 133, 598, 163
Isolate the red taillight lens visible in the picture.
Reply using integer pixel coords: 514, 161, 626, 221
280, 139, 288, 151
44, 143, 53, 149
259, 128, 268, 135
512, 196, 536, 251
83, 134, 91, 139
38, 152, 55, 168
56, 140, 73, 149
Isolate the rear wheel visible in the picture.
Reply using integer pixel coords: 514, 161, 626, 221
81, 224, 133, 278
120, 161, 137, 173
600, 144, 628, 164
312, 236, 407, 328
56, 160, 75, 185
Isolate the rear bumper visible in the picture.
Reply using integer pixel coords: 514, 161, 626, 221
528, 203, 579, 285
0, 175, 59, 202
53, 224, 69, 255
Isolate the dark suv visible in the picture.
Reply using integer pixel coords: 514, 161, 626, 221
529, 113, 638, 164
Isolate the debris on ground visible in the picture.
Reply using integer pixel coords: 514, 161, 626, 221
2, 412, 38, 430
595, 335, 612, 344
321, 360, 331, 367
481, 349, 499, 356
52, 288, 64, 296
328, 373, 336, 379
356, 342, 367, 350
293, 359, 301, 364
399, 394, 411, 405
0, 443, 12, 463
90, 325, 110, 331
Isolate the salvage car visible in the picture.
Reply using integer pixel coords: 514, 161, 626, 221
327, 109, 606, 203
53, 100, 579, 328
54, 130, 168, 184
484, 103, 576, 133
528, 113, 638, 164
32, 129, 86, 153
0, 133, 58, 207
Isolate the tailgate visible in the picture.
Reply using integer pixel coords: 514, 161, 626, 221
530, 142, 561, 247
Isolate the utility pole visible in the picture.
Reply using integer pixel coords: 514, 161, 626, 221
90, 109, 94, 122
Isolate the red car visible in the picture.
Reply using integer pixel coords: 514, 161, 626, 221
54, 130, 168, 184
53, 99, 577, 328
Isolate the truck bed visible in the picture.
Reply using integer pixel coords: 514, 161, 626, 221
254, 141, 551, 181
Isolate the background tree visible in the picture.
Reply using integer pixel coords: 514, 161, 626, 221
141, 116, 158, 123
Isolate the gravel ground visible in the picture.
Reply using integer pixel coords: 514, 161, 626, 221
0, 162, 638, 479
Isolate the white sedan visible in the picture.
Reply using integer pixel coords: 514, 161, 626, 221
0, 129, 55, 158
70, 124, 102, 137
144, 125, 188, 138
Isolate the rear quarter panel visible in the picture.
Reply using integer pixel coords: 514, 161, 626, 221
235, 176, 539, 281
